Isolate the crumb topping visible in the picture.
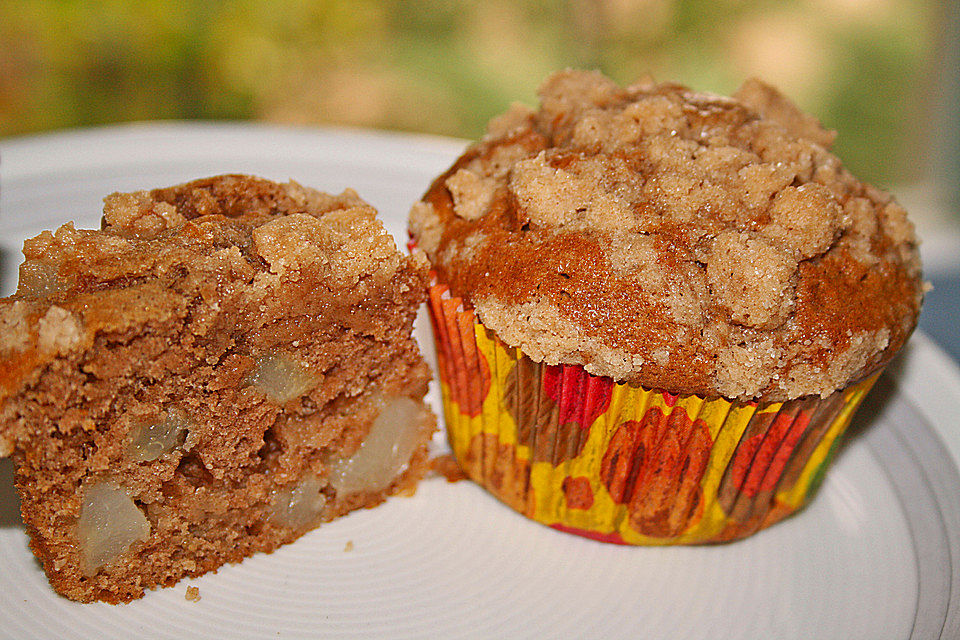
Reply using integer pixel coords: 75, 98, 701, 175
410, 70, 923, 401
1, 175, 427, 407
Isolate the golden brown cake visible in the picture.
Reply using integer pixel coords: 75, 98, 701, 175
410, 70, 924, 544
0, 174, 435, 602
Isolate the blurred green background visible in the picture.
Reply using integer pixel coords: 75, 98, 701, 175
0, 0, 954, 190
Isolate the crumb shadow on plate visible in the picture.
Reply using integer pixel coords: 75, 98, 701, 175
0, 458, 23, 528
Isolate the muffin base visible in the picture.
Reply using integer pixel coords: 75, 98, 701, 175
427, 280, 878, 544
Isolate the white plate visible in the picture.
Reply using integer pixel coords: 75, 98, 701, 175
1, 123, 959, 640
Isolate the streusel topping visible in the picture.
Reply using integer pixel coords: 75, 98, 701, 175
410, 70, 923, 401
0, 175, 427, 432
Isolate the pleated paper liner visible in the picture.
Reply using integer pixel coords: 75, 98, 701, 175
427, 278, 879, 544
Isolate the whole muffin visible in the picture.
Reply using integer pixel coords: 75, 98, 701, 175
409, 70, 924, 544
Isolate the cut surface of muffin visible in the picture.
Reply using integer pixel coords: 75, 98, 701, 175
410, 70, 924, 401
0, 174, 434, 602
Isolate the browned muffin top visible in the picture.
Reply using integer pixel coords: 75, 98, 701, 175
409, 70, 923, 401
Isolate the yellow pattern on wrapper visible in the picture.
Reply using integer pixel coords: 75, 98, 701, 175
428, 281, 879, 545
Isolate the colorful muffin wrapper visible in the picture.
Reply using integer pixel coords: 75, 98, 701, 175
426, 279, 878, 544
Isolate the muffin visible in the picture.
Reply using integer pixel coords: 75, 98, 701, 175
0, 175, 435, 601
409, 70, 923, 544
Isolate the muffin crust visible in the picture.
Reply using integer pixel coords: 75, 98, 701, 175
410, 70, 923, 401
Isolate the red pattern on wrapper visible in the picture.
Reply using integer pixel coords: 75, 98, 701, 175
429, 287, 491, 418
507, 360, 601, 465
661, 391, 679, 407
732, 409, 810, 498
562, 476, 595, 510
600, 408, 713, 538
425, 276, 878, 545
544, 364, 614, 431
550, 523, 628, 545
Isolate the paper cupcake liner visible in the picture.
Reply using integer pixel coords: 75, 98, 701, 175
427, 279, 878, 544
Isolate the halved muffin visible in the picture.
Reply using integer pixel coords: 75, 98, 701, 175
0, 175, 435, 601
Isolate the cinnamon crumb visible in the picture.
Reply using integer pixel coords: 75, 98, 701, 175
430, 454, 468, 482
